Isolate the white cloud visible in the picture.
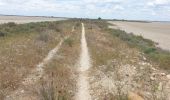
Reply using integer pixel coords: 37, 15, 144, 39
147, 0, 170, 6
83, 0, 122, 3
113, 5, 124, 10
0, 0, 81, 12
0, 2, 4, 5
0, 0, 170, 20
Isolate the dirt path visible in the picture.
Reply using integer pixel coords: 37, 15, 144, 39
23, 37, 67, 85
5, 37, 66, 100
76, 23, 91, 100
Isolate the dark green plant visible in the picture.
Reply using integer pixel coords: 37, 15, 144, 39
98, 17, 102, 20
0, 31, 6, 37
64, 38, 74, 47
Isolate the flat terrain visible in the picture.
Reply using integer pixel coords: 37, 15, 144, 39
108, 21, 170, 51
0, 19, 170, 100
0, 15, 66, 24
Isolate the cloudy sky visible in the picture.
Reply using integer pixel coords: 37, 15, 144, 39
0, 0, 170, 21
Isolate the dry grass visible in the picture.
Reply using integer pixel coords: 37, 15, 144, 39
36, 23, 81, 100
0, 20, 81, 100
84, 21, 139, 100
91, 20, 170, 71
1, 19, 169, 100
108, 21, 170, 51
0, 20, 74, 99
83, 20, 169, 100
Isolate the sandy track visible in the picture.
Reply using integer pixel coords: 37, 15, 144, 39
0, 15, 66, 24
5, 37, 66, 100
22, 37, 66, 85
76, 23, 91, 100
108, 21, 170, 51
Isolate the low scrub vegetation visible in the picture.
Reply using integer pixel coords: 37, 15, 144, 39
0, 21, 63, 37
0, 20, 75, 99
39, 80, 56, 100
89, 20, 170, 70
37, 30, 52, 42
95, 21, 170, 70
0, 31, 6, 37
64, 37, 74, 47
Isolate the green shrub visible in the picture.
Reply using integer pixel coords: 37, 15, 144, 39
75, 23, 80, 27
144, 47, 157, 54
5, 22, 16, 27
64, 38, 74, 47
98, 17, 102, 20
0, 21, 64, 37
0, 31, 6, 37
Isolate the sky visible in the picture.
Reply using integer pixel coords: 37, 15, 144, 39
0, 0, 170, 21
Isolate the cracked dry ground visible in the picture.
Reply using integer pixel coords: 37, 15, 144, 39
0, 20, 170, 100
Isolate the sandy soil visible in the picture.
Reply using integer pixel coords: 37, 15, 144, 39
108, 21, 170, 51
76, 23, 91, 100
0, 15, 66, 24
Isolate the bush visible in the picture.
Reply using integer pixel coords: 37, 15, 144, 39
6, 22, 16, 27
75, 23, 80, 27
37, 32, 50, 42
64, 38, 73, 47
98, 17, 102, 20
0, 21, 64, 37
0, 31, 6, 37
144, 47, 157, 54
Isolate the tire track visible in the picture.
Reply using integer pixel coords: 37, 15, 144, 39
5, 37, 67, 100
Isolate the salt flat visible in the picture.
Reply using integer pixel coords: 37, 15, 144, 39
0, 15, 66, 24
108, 21, 170, 51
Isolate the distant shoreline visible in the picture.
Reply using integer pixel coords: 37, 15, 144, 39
108, 21, 170, 51
0, 14, 68, 19
0, 15, 67, 24
108, 19, 170, 23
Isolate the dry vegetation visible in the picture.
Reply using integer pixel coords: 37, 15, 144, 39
0, 18, 170, 100
108, 21, 170, 51
36, 22, 82, 100
0, 20, 76, 99
83, 20, 170, 100
106, 23, 170, 71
